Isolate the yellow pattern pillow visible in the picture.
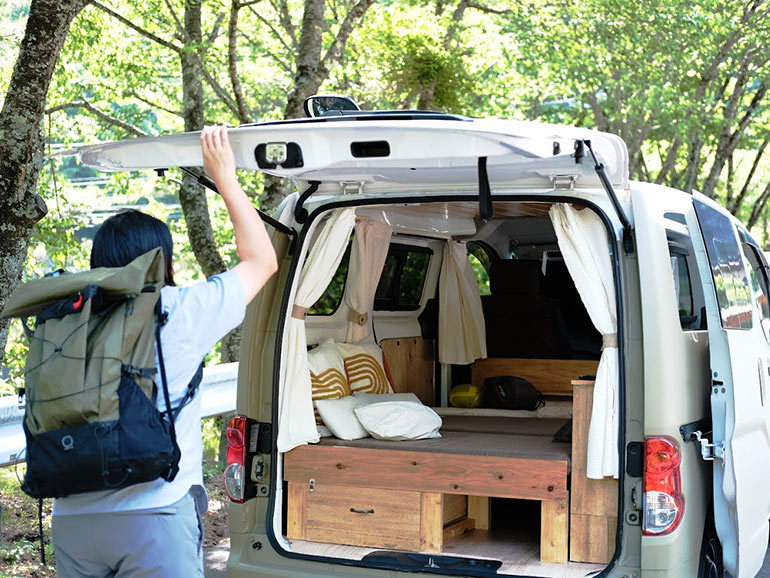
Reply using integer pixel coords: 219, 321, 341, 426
308, 339, 350, 425
336, 341, 395, 395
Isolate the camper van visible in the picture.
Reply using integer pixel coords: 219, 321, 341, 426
78, 99, 770, 578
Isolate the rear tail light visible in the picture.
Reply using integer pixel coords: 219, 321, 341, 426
643, 436, 684, 535
223, 415, 248, 503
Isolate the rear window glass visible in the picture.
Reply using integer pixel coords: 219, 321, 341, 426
308, 246, 350, 316
374, 245, 432, 311
467, 241, 493, 296
668, 246, 696, 329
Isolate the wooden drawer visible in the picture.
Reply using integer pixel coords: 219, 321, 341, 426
291, 482, 422, 551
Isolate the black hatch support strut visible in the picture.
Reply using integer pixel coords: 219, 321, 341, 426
478, 156, 493, 220
581, 139, 635, 254
294, 180, 321, 224
166, 167, 298, 250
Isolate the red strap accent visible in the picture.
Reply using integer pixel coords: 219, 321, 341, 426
72, 294, 84, 310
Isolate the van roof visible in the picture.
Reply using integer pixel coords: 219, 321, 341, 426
77, 117, 630, 193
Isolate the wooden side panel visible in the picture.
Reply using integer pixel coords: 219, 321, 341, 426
420, 492, 444, 552
304, 484, 421, 551
569, 514, 617, 564
285, 445, 569, 501
570, 381, 618, 517
467, 495, 491, 530
286, 481, 307, 540
380, 337, 435, 405
540, 499, 569, 564
471, 358, 599, 396
442, 494, 467, 525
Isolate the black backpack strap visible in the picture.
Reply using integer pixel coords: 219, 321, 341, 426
171, 361, 204, 420
154, 298, 180, 480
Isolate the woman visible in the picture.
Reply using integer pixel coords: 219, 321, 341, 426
51, 126, 277, 577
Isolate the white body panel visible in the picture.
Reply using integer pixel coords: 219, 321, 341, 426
690, 193, 770, 577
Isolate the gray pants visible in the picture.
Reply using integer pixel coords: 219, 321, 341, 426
52, 492, 204, 578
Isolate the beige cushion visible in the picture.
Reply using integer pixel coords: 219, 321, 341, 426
336, 341, 395, 395
309, 338, 350, 425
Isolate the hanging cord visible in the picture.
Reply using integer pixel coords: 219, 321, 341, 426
154, 300, 180, 480
38, 498, 46, 565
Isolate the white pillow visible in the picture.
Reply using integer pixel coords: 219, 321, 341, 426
354, 401, 442, 441
315, 396, 369, 440
352, 392, 421, 407
316, 424, 333, 438
308, 338, 350, 425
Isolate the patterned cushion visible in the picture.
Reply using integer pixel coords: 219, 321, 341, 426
336, 341, 395, 395
308, 339, 350, 425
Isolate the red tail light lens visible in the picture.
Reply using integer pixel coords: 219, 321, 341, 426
643, 436, 684, 535
223, 415, 248, 503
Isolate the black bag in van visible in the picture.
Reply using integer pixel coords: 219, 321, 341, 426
483, 376, 544, 411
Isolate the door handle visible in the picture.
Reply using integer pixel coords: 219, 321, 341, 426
350, 508, 375, 514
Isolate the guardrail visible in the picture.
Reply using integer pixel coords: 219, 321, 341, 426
0, 363, 239, 467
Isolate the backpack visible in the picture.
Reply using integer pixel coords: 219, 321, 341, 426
482, 375, 545, 411
0, 248, 202, 499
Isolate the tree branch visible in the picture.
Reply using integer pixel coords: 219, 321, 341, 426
128, 91, 184, 117
207, 12, 227, 44
229, 0, 251, 123
91, 1, 182, 54
466, 1, 512, 15
730, 135, 770, 214
319, 0, 375, 77
46, 100, 149, 137
248, 4, 296, 57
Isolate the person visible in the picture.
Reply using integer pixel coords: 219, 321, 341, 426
51, 126, 278, 577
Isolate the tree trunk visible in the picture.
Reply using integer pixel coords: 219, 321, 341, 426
179, 0, 241, 361
0, 0, 88, 364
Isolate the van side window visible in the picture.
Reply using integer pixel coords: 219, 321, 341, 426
740, 241, 770, 342
668, 245, 697, 329
308, 246, 351, 316
467, 241, 494, 296
374, 244, 432, 311
693, 199, 753, 330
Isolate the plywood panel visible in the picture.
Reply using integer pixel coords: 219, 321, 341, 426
286, 481, 307, 540
468, 495, 491, 530
471, 358, 599, 397
420, 492, 444, 552
285, 444, 568, 501
304, 483, 421, 551
570, 381, 618, 517
443, 494, 468, 525
569, 514, 617, 564
540, 499, 569, 564
443, 517, 475, 541
381, 337, 435, 405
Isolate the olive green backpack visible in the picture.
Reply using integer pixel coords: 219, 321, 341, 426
1, 248, 199, 499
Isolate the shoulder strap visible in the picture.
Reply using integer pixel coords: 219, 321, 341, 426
154, 299, 180, 480
171, 361, 204, 420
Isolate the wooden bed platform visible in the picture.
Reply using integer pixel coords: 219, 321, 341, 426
284, 431, 571, 562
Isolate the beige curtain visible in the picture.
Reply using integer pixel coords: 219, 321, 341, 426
550, 204, 618, 479
276, 208, 356, 453
344, 220, 393, 343
438, 240, 487, 365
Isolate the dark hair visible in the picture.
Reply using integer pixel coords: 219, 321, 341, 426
91, 209, 175, 286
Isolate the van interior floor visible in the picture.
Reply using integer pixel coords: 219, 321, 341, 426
289, 528, 605, 577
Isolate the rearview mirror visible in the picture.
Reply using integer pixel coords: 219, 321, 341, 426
303, 95, 361, 118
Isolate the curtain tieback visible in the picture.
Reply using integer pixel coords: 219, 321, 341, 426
602, 333, 618, 350
291, 305, 308, 320
349, 309, 368, 326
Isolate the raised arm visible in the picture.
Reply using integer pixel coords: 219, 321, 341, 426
200, 125, 278, 304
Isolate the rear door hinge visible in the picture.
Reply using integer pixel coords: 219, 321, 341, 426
690, 430, 724, 461
550, 174, 578, 190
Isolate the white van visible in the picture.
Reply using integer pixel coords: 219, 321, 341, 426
78, 101, 770, 578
